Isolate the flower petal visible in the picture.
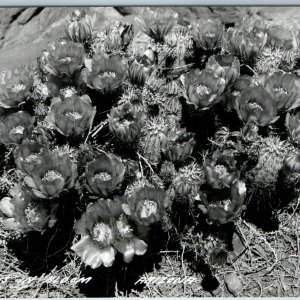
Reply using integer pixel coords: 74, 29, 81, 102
98, 246, 116, 267
118, 240, 135, 263
0, 197, 14, 217
24, 176, 38, 189
132, 237, 148, 256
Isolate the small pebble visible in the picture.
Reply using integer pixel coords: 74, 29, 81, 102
224, 273, 242, 296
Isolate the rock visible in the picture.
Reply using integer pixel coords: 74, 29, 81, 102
0, 7, 123, 69
224, 273, 242, 296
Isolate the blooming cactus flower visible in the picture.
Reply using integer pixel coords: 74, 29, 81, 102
206, 54, 240, 86
71, 198, 148, 268
46, 94, 95, 137
286, 111, 300, 146
136, 8, 178, 42
224, 28, 267, 63
0, 185, 58, 232
104, 21, 134, 53
66, 10, 95, 43
224, 75, 254, 111
163, 126, 196, 162
84, 152, 125, 197
234, 85, 278, 126
13, 139, 46, 174
108, 102, 146, 143
0, 111, 35, 145
191, 18, 223, 51
260, 72, 300, 112
0, 67, 34, 108
198, 180, 247, 224
47, 40, 86, 79
284, 153, 300, 173
204, 149, 239, 189
267, 25, 300, 50
123, 185, 167, 226
182, 68, 226, 110
82, 53, 128, 94
24, 151, 78, 199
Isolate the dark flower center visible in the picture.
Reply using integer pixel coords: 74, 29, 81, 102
139, 199, 158, 219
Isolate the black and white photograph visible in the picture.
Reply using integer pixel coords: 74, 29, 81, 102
0, 4, 299, 298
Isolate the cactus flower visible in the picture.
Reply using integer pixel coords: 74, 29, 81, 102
24, 151, 78, 199
0, 111, 35, 145
84, 152, 125, 197
71, 198, 147, 268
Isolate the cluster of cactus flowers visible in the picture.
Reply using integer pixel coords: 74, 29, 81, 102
0, 7, 299, 273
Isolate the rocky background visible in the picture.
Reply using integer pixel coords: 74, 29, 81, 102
0, 6, 300, 70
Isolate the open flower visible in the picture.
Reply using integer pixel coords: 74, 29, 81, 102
82, 53, 128, 94
191, 18, 223, 51
46, 94, 95, 137
234, 85, 278, 126
136, 8, 178, 42
163, 126, 196, 162
123, 185, 167, 226
47, 40, 86, 79
204, 149, 239, 189
206, 54, 240, 86
84, 152, 125, 197
71, 198, 148, 268
66, 10, 95, 43
267, 25, 299, 50
0, 67, 34, 108
13, 139, 46, 174
46, 40, 87, 97
224, 75, 254, 111
260, 72, 300, 112
284, 153, 300, 173
182, 69, 226, 110
108, 102, 146, 143
286, 111, 300, 145
224, 28, 267, 63
0, 185, 58, 232
0, 111, 35, 145
104, 21, 134, 53
198, 180, 247, 224
24, 151, 78, 199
